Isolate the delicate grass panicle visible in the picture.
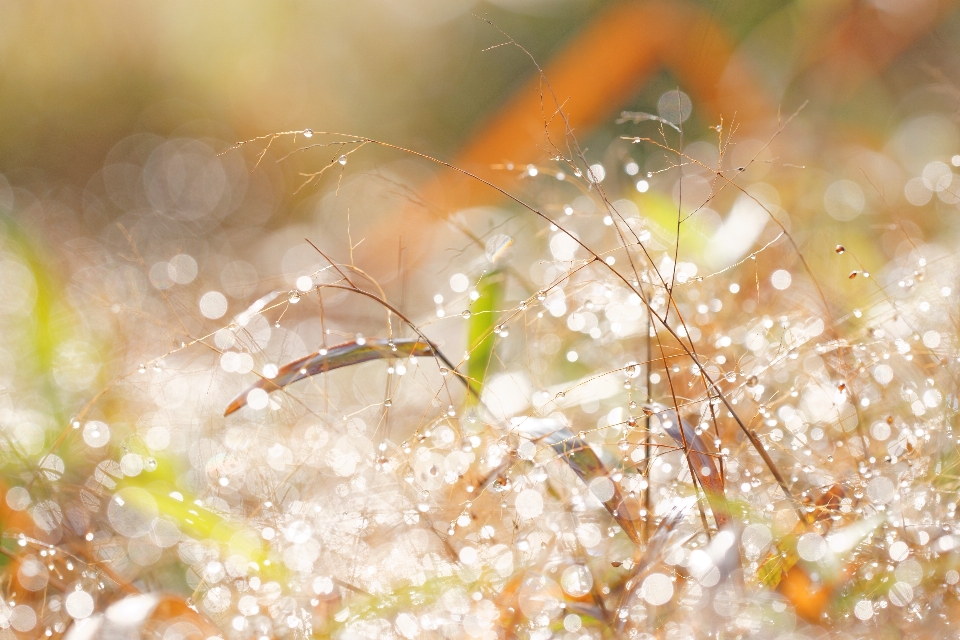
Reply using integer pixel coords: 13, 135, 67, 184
2, 34, 960, 640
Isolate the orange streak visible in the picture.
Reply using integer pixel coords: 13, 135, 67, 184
449, 1, 774, 207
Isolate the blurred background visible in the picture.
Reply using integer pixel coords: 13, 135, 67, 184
1, 0, 958, 398
2, 1, 960, 634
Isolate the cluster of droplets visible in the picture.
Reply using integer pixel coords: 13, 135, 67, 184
8, 100, 960, 640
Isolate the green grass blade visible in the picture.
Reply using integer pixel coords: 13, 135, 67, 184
466, 270, 504, 399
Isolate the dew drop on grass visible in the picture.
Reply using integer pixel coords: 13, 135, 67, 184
283, 520, 312, 544
641, 573, 674, 605
83, 421, 110, 448
517, 441, 536, 460
199, 291, 228, 319
796, 533, 826, 561
589, 477, 615, 503
5, 486, 29, 511
247, 388, 269, 410
888, 540, 910, 562
515, 490, 543, 519
560, 565, 593, 597
888, 582, 914, 607
65, 590, 94, 619
10, 605, 36, 632
120, 453, 143, 477
741, 523, 772, 558
576, 523, 602, 548
108, 487, 158, 537
867, 476, 895, 504
563, 614, 582, 632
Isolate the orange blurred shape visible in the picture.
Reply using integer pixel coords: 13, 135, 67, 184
771, 485, 850, 623
777, 567, 832, 623
449, 0, 774, 207
799, 0, 957, 97
367, 0, 774, 275
361, 0, 955, 277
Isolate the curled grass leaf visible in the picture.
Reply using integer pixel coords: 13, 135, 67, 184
224, 338, 435, 416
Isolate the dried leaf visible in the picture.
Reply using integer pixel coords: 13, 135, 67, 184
518, 418, 641, 545
759, 485, 850, 589
644, 403, 729, 527
224, 338, 435, 416
617, 110, 682, 132
615, 498, 692, 631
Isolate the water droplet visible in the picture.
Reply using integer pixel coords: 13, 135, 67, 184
746, 375, 759, 387
384, 399, 392, 407
338, 154, 347, 165
144, 458, 157, 472
835, 245, 845, 254
138, 364, 146, 374
849, 271, 859, 279
461, 310, 472, 319
288, 290, 301, 304
302, 128, 313, 138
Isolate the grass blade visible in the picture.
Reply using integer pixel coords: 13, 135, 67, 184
224, 338, 435, 415
466, 270, 504, 398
